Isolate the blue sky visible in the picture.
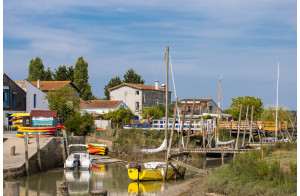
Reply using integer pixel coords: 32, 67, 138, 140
3, 0, 297, 110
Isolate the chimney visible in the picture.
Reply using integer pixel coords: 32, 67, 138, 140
37, 79, 40, 89
155, 81, 159, 90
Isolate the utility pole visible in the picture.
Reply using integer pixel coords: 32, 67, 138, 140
164, 46, 169, 167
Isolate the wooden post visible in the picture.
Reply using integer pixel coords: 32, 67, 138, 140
235, 104, 243, 149
61, 139, 66, 164
24, 133, 29, 176
279, 113, 291, 141
35, 131, 42, 172
164, 97, 178, 182
248, 106, 254, 143
179, 100, 187, 152
187, 99, 195, 148
90, 189, 108, 196
202, 118, 205, 149
230, 120, 232, 138
287, 112, 295, 141
62, 130, 69, 157
5, 182, 19, 196
56, 181, 68, 196
272, 112, 284, 140
242, 106, 249, 147
221, 149, 224, 165
10, 146, 15, 156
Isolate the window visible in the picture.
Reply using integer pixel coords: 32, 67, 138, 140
136, 91, 139, 95
155, 98, 158, 106
209, 106, 213, 112
135, 102, 139, 111
3, 89, 9, 107
33, 94, 37, 108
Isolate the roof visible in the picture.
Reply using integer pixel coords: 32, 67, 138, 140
79, 100, 125, 109
108, 83, 172, 92
30, 110, 57, 117
30, 81, 80, 94
14, 80, 27, 91
181, 98, 213, 102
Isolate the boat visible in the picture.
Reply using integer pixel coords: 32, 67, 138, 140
127, 46, 176, 181
127, 162, 178, 181
65, 170, 91, 195
65, 144, 93, 170
128, 181, 164, 194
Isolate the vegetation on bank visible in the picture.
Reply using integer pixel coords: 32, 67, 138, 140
203, 142, 297, 196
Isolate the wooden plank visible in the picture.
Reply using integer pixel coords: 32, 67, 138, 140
235, 104, 243, 149
242, 106, 249, 147
171, 158, 207, 175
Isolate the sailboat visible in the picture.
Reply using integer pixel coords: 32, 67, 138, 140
127, 46, 177, 181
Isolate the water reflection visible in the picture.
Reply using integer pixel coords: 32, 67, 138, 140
4, 157, 232, 196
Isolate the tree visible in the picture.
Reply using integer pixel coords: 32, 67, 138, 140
228, 96, 263, 120
261, 105, 296, 128
123, 68, 145, 84
53, 65, 74, 81
74, 57, 93, 100
104, 107, 134, 126
44, 67, 53, 81
142, 106, 164, 120
64, 112, 95, 136
46, 86, 80, 123
27, 57, 45, 81
104, 76, 123, 100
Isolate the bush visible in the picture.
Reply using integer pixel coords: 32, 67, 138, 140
64, 112, 95, 136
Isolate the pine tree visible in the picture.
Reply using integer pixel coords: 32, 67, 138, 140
123, 68, 145, 84
27, 57, 45, 81
53, 65, 74, 81
74, 57, 93, 100
44, 67, 53, 81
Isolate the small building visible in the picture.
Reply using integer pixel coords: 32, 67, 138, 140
79, 100, 128, 115
14, 80, 49, 113
30, 80, 80, 97
30, 110, 58, 127
180, 98, 229, 119
109, 81, 172, 117
3, 73, 26, 131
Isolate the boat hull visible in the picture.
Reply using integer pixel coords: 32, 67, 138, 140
128, 168, 174, 181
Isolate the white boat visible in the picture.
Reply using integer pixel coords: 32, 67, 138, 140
65, 144, 93, 170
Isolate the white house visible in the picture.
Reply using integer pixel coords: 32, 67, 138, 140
79, 100, 128, 115
14, 80, 49, 113
109, 82, 172, 117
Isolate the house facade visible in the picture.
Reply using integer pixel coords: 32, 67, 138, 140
3, 73, 26, 131
109, 82, 172, 117
14, 80, 49, 113
79, 100, 128, 115
30, 80, 80, 97
180, 98, 221, 117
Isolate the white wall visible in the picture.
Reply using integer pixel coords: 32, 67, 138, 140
110, 86, 142, 116
80, 102, 128, 115
26, 81, 49, 113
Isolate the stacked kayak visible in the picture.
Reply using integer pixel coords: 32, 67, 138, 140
87, 143, 108, 155
17, 127, 56, 138
9, 117, 22, 130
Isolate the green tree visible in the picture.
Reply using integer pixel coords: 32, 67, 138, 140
74, 57, 93, 100
53, 65, 74, 81
64, 112, 95, 136
142, 106, 164, 120
123, 68, 145, 84
228, 96, 263, 120
104, 76, 123, 100
27, 57, 45, 81
46, 86, 80, 123
104, 107, 134, 126
44, 67, 53, 81
261, 105, 296, 127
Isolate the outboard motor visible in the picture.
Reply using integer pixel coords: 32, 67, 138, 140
73, 158, 80, 169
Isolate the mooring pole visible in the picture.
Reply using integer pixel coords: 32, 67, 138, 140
235, 104, 243, 149
179, 100, 187, 153
165, 45, 169, 165
35, 131, 42, 172
24, 133, 29, 176
249, 106, 254, 143
187, 99, 195, 148
242, 106, 249, 147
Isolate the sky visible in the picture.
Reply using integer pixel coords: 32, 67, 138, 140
3, 0, 297, 110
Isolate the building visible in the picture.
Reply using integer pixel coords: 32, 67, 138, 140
30, 80, 80, 97
14, 80, 49, 113
109, 81, 172, 117
180, 98, 231, 120
3, 73, 26, 131
79, 100, 128, 115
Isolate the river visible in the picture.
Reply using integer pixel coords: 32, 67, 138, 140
4, 157, 231, 196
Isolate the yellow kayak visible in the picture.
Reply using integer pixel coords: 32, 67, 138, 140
10, 113, 30, 117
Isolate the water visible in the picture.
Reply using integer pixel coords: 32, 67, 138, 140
4, 157, 231, 196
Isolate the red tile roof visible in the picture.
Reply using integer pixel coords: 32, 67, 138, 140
30, 110, 57, 117
79, 100, 124, 109
108, 83, 171, 92
30, 81, 80, 94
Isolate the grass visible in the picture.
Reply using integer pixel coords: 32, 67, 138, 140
203, 142, 297, 196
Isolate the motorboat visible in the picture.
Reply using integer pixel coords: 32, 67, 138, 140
65, 144, 93, 170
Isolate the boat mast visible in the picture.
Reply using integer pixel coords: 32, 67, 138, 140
275, 59, 279, 142
165, 46, 169, 146
216, 76, 222, 147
